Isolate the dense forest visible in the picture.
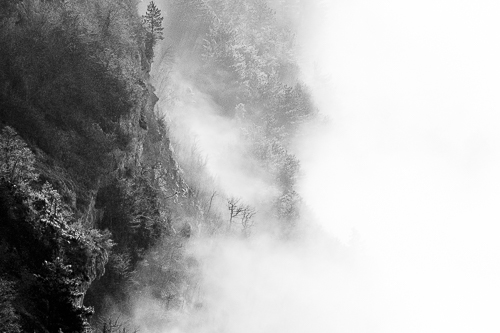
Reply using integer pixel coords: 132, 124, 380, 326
0, 0, 317, 331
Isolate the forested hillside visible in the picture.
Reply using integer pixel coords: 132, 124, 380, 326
0, 0, 316, 331
154, 0, 316, 233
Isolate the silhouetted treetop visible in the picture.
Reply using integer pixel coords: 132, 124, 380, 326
143, 1, 164, 61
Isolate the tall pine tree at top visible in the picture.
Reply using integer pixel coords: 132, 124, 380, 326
143, 1, 164, 61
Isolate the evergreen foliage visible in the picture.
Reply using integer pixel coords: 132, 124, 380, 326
0, 0, 147, 206
142, 1, 164, 61
0, 126, 113, 332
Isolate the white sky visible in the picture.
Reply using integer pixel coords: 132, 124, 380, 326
296, 0, 500, 332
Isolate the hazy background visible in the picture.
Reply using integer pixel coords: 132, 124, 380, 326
295, 0, 500, 331
138, 0, 500, 332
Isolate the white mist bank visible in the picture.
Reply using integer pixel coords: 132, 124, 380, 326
296, 0, 500, 332
135, 233, 380, 333
190, 235, 377, 333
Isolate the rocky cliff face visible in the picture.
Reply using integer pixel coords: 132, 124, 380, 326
0, 1, 181, 331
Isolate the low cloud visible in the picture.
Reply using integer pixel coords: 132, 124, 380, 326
135, 233, 379, 333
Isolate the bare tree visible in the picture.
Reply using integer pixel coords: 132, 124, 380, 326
227, 197, 256, 235
97, 315, 138, 333
227, 197, 243, 231
240, 206, 256, 237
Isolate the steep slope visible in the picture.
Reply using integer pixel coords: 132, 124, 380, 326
0, 0, 318, 331
0, 0, 177, 331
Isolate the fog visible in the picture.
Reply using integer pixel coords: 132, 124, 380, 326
140, 0, 500, 332
134, 232, 379, 333
296, 0, 500, 331
158, 70, 278, 206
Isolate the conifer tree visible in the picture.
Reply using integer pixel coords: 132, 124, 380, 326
142, 1, 164, 61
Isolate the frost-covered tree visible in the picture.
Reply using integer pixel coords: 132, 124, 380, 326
0, 126, 37, 188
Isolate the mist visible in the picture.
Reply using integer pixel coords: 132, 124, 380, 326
296, 0, 500, 332
134, 0, 500, 332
